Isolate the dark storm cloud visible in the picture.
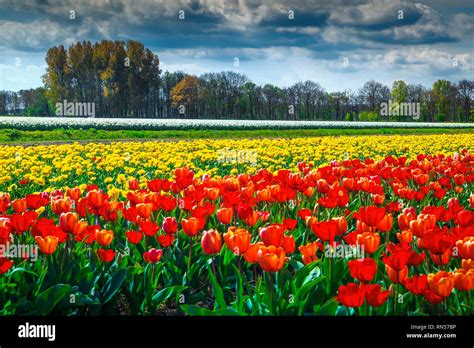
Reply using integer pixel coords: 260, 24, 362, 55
260, 11, 329, 28
0, 0, 470, 53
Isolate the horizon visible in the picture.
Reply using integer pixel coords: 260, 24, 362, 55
0, 0, 473, 93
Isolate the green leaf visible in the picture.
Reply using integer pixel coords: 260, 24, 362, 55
315, 298, 338, 315
222, 247, 234, 266
102, 268, 127, 304
335, 305, 350, 316
180, 304, 244, 316
294, 261, 320, 289
8, 267, 39, 279
152, 285, 187, 308
78, 270, 99, 295
208, 266, 226, 310
231, 264, 244, 312
32, 284, 72, 315
297, 275, 326, 299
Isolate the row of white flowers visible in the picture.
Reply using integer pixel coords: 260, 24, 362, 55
0, 117, 472, 130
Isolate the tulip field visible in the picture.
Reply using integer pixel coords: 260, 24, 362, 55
0, 133, 473, 316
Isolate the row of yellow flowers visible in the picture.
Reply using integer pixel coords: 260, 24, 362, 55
1, 134, 472, 196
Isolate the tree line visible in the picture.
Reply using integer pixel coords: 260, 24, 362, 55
0, 40, 472, 122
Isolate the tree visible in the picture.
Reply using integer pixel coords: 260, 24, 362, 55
161, 71, 185, 118
457, 80, 473, 122
391, 80, 408, 121
171, 75, 200, 117
430, 80, 458, 122
360, 80, 390, 115
5, 39, 473, 122
43, 45, 69, 105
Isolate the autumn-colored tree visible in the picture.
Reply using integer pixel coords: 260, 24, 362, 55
43, 45, 69, 104
171, 75, 200, 117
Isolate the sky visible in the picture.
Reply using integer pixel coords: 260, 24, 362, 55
0, 0, 473, 92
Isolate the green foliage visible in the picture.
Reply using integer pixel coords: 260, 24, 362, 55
358, 111, 379, 121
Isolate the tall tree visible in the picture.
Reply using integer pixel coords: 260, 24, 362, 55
457, 80, 473, 122
171, 75, 200, 117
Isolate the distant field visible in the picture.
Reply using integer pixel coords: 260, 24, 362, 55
0, 116, 473, 143
1, 127, 474, 143
0, 116, 473, 131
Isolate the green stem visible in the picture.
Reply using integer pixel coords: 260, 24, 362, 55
187, 237, 193, 278
327, 247, 332, 296
394, 284, 398, 316
211, 257, 217, 280
268, 272, 274, 314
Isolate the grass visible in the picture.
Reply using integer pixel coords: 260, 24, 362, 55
0, 127, 473, 144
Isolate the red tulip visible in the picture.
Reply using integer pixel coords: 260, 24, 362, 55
147, 178, 161, 192
376, 214, 393, 232
428, 271, 454, 297
372, 194, 385, 205
11, 199, 27, 213
51, 197, 72, 215
403, 275, 428, 295
385, 264, 409, 284
126, 230, 143, 244
136, 203, 153, 219
95, 229, 114, 247
356, 232, 380, 254
455, 236, 474, 259
10, 211, 37, 233
162, 217, 178, 235
243, 242, 265, 263
138, 220, 160, 237
365, 284, 389, 307
453, 269, 473, 291
128, 179, 139, 190
398, 211, 416, 230
86, 190, 107, 211
181, 217, 200, 237
0, 193, 11, 214
299, 241, 321, 265
316, 179, 329, 193
257, 245, 286, 273
97, 249, 115, 262
0, 257, 14, 274
281, 235, 295, 254
157, 233, 175, 248
143, 248, 163, 263
216, 208, 233, 224
357, 206, 386, 227
66, 187, 82, 201
347, 258, 377, 283
59, 212, 78, 233
35, 235, 59, 255
311, 220, 339, 242
336, 283, 366, 308
333, 216, 348, 235
201, 229, 222, 255
283, 218, 297, 230
224, 227, 251, 255
259, 224, 286, 247
26, 194, 45, 210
